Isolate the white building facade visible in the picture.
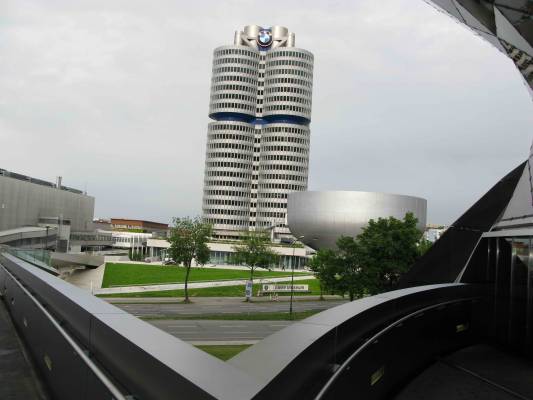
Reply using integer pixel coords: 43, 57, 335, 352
202, 25, 314, 240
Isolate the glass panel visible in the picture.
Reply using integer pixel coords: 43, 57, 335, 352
510, 238, 529, 350
494, 238, 512, 343
528, 238, 533, 354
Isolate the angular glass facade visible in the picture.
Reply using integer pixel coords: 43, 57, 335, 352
429, 1, 533, 94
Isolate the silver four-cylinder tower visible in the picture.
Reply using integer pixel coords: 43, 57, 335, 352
202, 25, 314, 239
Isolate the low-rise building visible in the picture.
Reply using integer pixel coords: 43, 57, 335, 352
110, 218, 169, 236
424, 224, 447, 243
146, 238, 310, 270
0, 168, 111, 252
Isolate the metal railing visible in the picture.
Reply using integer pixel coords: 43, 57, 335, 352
0, 262, 126, 399
0, 245, 57, 275
314, 297, 478, 399
0, 248, 486, 400
229, 283, 483, 399
0, 251, 259, 400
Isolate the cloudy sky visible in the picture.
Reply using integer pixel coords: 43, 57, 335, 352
1, 0, 532, 225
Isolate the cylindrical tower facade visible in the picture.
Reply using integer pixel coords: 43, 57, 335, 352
256, 123, 310, 232
263, 48, 313, 123
202, 121, 255, 230
202, 26, 314, 240
209, 45, 260, 121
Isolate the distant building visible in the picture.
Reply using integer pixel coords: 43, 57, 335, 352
0, 168, 94, 232
0, 168, 110, 251
93, 218, 169, 256
146, 238, 309, 270
424, 224, 447, 243
202, 25, 314, 241
109, 218, 169, 236
287, 191, 428, 250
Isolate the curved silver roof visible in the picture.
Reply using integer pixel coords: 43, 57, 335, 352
287, 191, 427, 249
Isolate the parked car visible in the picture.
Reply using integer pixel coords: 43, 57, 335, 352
163, 257, 175, 265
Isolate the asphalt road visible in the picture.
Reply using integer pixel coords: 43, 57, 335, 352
146, 319, 293, 344
113, 298, 348, 318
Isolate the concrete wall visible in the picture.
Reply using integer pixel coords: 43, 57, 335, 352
0, 175, 94, 232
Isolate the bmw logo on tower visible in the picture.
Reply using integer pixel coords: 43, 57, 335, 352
257, 29, 272, 47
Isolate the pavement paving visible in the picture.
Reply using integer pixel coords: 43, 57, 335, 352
116, 296, 348, 345
394, 344, 533, 400
0, 300, 49, 399
112, 297, 348, 318
94, 274, 315, 295
146, 319, 293, 345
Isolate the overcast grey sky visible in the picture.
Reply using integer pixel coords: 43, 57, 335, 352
1, 0, 531, 225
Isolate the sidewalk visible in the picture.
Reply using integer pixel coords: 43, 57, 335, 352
94, 275, 315, 295
103, 295, 343, 304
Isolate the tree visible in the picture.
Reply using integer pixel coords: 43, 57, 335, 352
357, 212, 423, 293
129, 248, 142, 261
417, 238, 433, 256
308, 249, 339, 300
311, 213, 426, 300
231, 231, 280, 301
335, 236, 374, 301
167, 217, 212, 303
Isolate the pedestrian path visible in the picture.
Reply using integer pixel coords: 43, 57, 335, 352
94, 275, 315, 295
64, 262, 105, 292
0, 299, 49, 399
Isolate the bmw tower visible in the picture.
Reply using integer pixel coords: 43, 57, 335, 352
202, 25, 314, 240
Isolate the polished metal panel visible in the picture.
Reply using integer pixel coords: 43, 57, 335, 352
229, 283, 478, 399
428, 1, 533, 92
287, 191, 427, 249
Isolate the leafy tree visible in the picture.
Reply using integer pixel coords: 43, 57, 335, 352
129, 249, 142, 261
231, 231, 280, 301
167, 217, 213, 303
357, 212, 423, 293
308, 249, 339, 300
335, 236, 374, 300
311, 213, 425, 300
417, 239, 433, 256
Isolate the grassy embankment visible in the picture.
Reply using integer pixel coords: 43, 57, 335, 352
101, 262, 308, 288
195, 345, 251, 361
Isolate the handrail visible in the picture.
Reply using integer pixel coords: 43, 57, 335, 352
0, 251, 261, 400
0, 245, 57, 275
313, 296, 478, 399
229, 283, 480, 399
0, 262, 128, 400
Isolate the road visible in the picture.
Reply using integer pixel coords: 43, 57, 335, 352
112, 297, 348, 318
113, 297, 349, 344
145, 319, 293, 344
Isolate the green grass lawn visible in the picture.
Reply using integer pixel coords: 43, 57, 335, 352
100, 278, 321, 298
195, 345, 251, 361
101, 263, 309, 288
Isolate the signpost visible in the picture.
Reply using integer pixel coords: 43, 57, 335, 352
245, 280, 253, 300
261, 284, 309, 293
